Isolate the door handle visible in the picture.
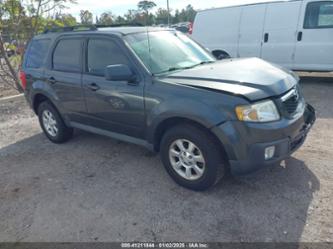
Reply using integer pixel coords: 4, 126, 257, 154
87, 83, 100, 91
48, 77, 57, 84
264, 33, 269, 43
297, 31, 303, 41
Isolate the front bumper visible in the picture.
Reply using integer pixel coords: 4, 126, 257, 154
212, 104, 316, 175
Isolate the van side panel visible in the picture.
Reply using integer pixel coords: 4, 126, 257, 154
238, 4, 267, 58
192, 7, 242, 56
261, 1, 302, 68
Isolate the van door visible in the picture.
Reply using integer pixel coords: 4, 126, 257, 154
294, 0, 333, 71
238, 4, 266, 58
261, 1, 302, 68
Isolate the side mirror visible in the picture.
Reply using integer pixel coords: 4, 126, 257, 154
211, 50, 231, 60
105, 64, 136, 82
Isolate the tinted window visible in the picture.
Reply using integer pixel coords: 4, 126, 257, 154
26, 39, 50, 68
304, 1, 333, 28
87, 39, 129, 76
53, 39, 82, 72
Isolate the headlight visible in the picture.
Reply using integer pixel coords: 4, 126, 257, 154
235, 100, 280, 122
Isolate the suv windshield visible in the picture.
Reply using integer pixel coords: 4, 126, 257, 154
125, 30, 215, 75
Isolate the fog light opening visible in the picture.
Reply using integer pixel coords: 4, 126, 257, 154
265, 146, 275, 160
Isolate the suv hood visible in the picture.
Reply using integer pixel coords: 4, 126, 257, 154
162, 58, 298, 101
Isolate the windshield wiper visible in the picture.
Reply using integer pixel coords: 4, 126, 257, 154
191, 60, 215, 67
154, 66, 191, 75
154, 61, 215, 75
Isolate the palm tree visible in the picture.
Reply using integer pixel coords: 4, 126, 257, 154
137, 1, 156, 16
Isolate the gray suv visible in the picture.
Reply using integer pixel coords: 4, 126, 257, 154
20, 26, 316, 190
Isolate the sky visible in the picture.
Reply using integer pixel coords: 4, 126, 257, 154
66, 0, 275, 20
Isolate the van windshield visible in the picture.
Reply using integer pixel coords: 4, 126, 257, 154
125, 31, 215, 75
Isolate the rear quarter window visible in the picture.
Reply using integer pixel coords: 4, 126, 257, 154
26, 39, 51, 69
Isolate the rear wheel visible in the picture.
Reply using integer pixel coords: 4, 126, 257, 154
37, 101, 73, 143
160, 124, 226, 191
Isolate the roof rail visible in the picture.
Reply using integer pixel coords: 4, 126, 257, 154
43, 23, 144, 34
43, 25, 97, 34
96, 23, 144, 28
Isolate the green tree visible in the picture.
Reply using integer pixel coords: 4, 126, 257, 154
124, 9, 144, 24
137, 0, 156, 14
114, 15, 126, 24
56, 13, 77, 26
0, 0, 77, 93
137, 0, 156, 24
80, 9, 93, 24
98, 11, 114, 25
173, 9, 180, 24
178, 5, 196, 22
155, 8, 169, 25
124, 9, 137, 23
24, 0, 77, 35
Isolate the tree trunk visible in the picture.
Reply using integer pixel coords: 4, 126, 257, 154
0, 34, 23, 93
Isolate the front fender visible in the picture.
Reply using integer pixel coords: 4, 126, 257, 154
145, 97, 227, 143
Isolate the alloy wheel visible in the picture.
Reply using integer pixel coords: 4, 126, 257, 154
169, 139, 206, 180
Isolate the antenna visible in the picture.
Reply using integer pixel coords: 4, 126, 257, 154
146, 27, 153, 75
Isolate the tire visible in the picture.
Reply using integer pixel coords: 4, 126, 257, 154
160, 124, 226, 191
37, 101, 73, 143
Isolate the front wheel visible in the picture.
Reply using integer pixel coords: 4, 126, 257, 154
160, 124, 226, 191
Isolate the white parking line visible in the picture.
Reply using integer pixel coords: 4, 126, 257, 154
0, 93, 24, 102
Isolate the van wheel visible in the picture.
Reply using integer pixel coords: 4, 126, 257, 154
160, 124, 225, 191
37, 101, 73, 143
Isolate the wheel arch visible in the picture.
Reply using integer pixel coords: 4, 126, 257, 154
32, 93, 49, 114
152, 117, 229, 162
32, 93, 67, 125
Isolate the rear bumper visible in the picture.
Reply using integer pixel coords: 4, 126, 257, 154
212, 104, 316, 175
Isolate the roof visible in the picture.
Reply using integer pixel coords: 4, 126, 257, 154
197, 0, 302, 13
96, 26, 173, 35
33, 26, 173, 39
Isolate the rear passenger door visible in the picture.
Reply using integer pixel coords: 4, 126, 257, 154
82, 36, 145, 138
45, 37, 86, 122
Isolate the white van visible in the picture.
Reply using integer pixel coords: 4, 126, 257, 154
192, 0, 333, 71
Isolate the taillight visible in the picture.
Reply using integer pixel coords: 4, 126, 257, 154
189, 22, 193, 35
19, 70, 27, 90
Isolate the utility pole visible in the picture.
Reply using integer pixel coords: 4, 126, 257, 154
167, 0, 170, 26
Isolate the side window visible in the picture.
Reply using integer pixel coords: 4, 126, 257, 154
304, 1, 333, 29
87, 39, 130, 76
26, 39, 51, 69
53, 39, 82, 72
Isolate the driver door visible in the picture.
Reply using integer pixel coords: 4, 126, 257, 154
82, 37, 145, 138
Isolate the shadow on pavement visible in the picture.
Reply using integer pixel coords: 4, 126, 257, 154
0, 131, 320, 241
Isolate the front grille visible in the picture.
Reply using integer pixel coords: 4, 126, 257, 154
281, 87, 302, 116
284, 96, 299, 114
